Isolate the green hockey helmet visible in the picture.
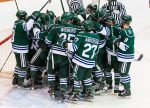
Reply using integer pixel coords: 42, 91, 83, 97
82, 20, 93, 31
106, 16, 115, 22
94, 10, 106, 19
75, 7, 85, 15
41, 13, 50, 24
87, 3, 97, 11
61, 12, 74, 23
121, 14, 132, 24
16, 10, 27, 19
46, 10, 55, 19
55, 16, 62, 24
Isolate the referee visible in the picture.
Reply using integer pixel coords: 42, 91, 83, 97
67, 0, 84, 12
100, 0, 127, 25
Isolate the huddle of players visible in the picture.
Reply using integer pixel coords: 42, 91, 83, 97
11, 2, 134, 102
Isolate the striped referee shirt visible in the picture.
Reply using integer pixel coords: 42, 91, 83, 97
100, 1, 127, 25
67, 0, 84, 12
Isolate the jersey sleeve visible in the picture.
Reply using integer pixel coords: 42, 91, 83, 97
45, 27, 56, 47
67, 33, 83, 52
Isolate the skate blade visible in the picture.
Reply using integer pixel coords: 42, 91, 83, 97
30, 86, 35, 91
82, 98, 94, 102
30, 84, 44, 90
12, 85, 18, 88
64, 99, 79, 104
118, 95, 131, 99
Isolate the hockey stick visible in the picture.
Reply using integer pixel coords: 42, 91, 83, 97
134, 53, 143, 61
60, 0, 65, 13
39, 0, 52, 12
65, 51, 83, 88
97, 0, 100, 11
66, 0, 71, 12
14, 0, 19, 11
51, 46, 54, 69
0, 50, 12, 73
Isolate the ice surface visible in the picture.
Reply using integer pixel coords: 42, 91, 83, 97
0, 0, 150, 108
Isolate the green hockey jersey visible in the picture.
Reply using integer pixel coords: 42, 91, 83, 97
117, 27, 134, 62
45, 24, 82, 57
93, 21, 106, 49
106, 25, 120, 56
12, 20, 29, 53
12, 18, 35, 53
67, 31, 100, 68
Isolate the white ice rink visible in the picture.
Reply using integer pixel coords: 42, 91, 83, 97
0, 0, 150, 108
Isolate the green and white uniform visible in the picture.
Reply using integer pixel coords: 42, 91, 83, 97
12, 18, 35, 82
105, 25, 120, 89
29, 17, 52, 84
45, 24, 81, 92
117, 27, 134, 90
67, 31, 100, 93
92, 21, 106, 82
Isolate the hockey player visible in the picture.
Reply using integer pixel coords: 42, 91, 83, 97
86, 3, 97, 20
12, 10, 41, 87
89, 10, 108, 93
46, 10, 56, 24
45, 12, 82, 101
67, 0, 84, 12
100, 0, 127, 25
29, 13, 52, 90
60, 20, 101, 101
86, 3, 97, 15
104, 16, 121, 93
73, 7, 86, 25
113, 14, 134, 97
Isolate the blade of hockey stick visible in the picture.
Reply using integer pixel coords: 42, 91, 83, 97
135, 53, 143, 61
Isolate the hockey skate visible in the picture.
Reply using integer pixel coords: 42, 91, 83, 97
54, 91, 66, 103
92, 81, 106, 95
29, 77, 35, 90
64, 92, 80, 104
48, 87, 55, 100
82, 91, 94, 102
118, 89, 131, 97
114, 85, 119, 93
12, 74, 18, 88
17, 80, 30, 89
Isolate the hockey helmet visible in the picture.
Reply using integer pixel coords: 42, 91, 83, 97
61, 12, 74, 23
46, 10, 55, 19
106, 16, 115, 22
41, 13, 50, 24
86, 3, 97, 14
16, 10, 27, 19
87, 3, 97, 11
94, 10, 106, 19
55, 16, 62, 24
75, 7, 85, 15
121, 14, 132, 24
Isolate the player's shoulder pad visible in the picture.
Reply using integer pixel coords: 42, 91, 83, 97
123, 27, 134, 38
